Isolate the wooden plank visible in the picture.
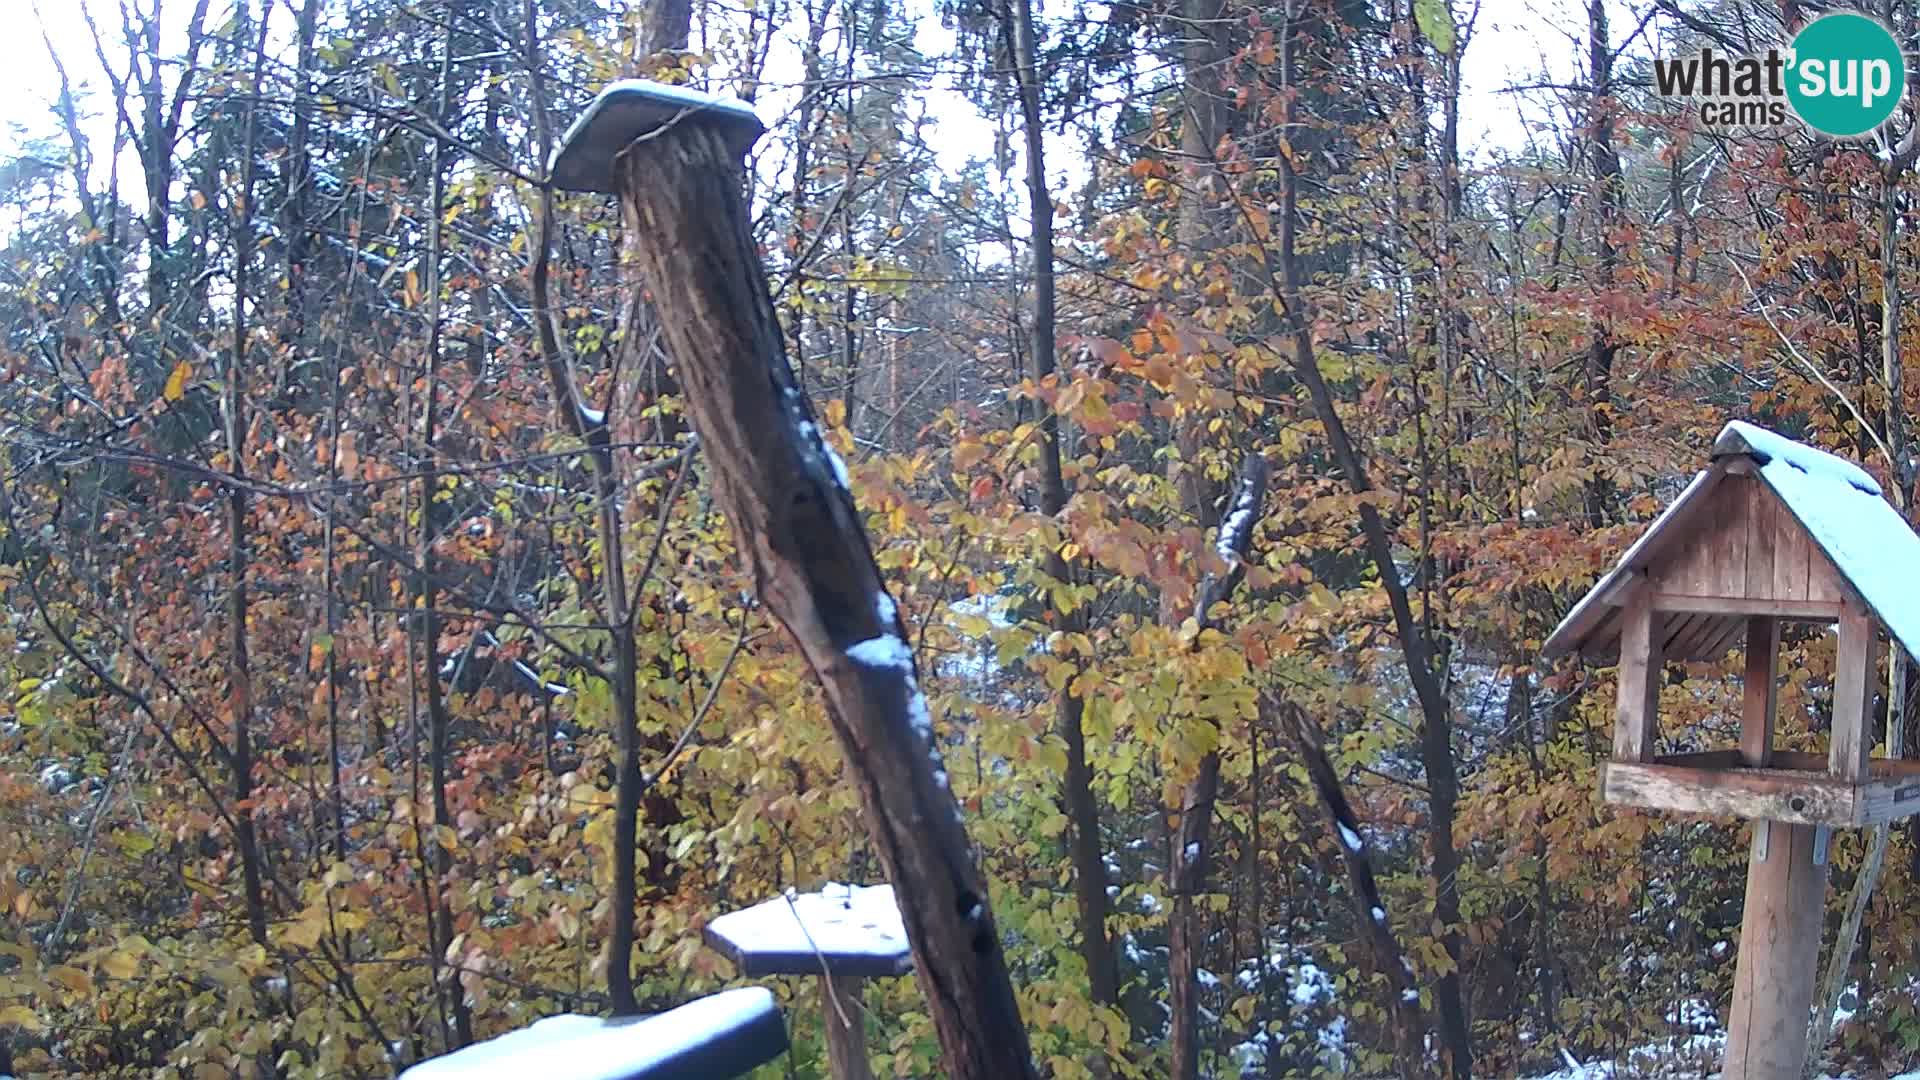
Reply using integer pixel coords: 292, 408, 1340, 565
1613, 588, 1663, 763
1699, 616, 1751, 662
1649, 594, 1842, 619
1661, 612, 1699, 656
1745, 481, 1778, 599
1856, 776, 1920, 825
1679, 615, 1730, 659
1742, 617, 1778, 767
1772, 502, 1810, 602
1657, 516, 1722, 596
1807, 546, 1845, 604
1650, 750, 1748, 769
1831, 597, 1878, 782
1602, 761, 1858, 825
1714, 479, 1753, 598
822, 975, 876, 1080
1724, 821, 1828, 1078
1668, 749, 1920, 782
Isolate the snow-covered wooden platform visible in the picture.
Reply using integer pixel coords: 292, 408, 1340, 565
398, 987, 786, 1080
704, 882, 911, 978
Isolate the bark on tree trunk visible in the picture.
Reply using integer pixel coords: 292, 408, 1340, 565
520, 5, 666, 1017
611, 120, 1037, 1080
1001, 0, 1122, 1011
1279, 697, 1429, 1075
1583, 0, 1622, 528
416, 30, 474, 1047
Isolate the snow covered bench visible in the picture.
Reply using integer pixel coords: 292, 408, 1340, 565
398, 987, 786, 1080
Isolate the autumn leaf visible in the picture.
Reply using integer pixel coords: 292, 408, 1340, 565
0, 1004, 42, 1031
163, 361, 192, 402
48, 965, 92, 996
1415, 0, 1455, 53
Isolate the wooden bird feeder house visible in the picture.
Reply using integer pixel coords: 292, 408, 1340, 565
1545, 420, 1920, 1078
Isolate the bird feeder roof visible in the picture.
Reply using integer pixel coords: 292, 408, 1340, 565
704, 883, 912, 978
548, 80, 764, 193
1544, 420, 1920, 664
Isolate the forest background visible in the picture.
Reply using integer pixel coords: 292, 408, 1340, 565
0, 0, 1916, 1075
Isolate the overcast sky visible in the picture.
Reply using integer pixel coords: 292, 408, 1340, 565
0, 0, 1615, 209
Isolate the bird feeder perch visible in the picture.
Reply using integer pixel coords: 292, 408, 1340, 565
1545, 420, 1920, 1078
705, 883, 913, 1080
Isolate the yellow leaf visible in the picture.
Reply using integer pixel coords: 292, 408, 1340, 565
163, 361, 192, 402
281, 917, 324, 950
100, 951, 138, 980
0, 1004, 43, 1030
48, 965, 92, 995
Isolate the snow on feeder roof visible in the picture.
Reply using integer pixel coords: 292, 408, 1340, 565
548, 80, 764, 193
704, 882, 912, 978
398, 987, 786, 1080
1544, 419, 1920, 666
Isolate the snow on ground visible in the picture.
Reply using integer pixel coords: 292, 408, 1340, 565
1528, 1035, 1724, 1080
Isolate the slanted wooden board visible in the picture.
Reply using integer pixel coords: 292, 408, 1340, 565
1602, 751, 1920, 827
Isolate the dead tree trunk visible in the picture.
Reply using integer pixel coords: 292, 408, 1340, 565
607, 114, 1037, 1080
1278, 697, 1429, 1074
1168, 455, 1267, 1080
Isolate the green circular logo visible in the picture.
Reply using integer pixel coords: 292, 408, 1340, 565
1785, 13, 1906, 137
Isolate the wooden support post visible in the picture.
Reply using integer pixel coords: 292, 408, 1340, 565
558, 82, 1038, 1079
821, 975, 874, 1080
1742, 617, 1778, 768
1724, 820, 1829, 1078
1613, 585, 1663, 762
1831, 597, 1878, 781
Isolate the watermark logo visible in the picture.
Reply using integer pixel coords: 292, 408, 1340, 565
1652, 12, 1906, 138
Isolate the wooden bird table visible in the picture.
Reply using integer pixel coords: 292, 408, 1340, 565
705, 883, 913, 1080
1545, 421, 1920, 1078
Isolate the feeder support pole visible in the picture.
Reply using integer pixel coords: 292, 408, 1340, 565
1724, 820, 1827, 1079
822, 975, 875, 1080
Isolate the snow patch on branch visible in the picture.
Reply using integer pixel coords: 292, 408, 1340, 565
846, 634, 913, 673
1214, 464, 1265, 565
1336, 823, 1365, 853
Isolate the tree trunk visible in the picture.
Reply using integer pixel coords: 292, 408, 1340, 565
1168, 456, 1266, 1080
1269, 15, 1472, 1069
1808, 117, 1915, 1072
1279, 698, 1429, 1075
1583, 0, 1622, 528
1002, 0, 1122, 1012
612, 119, 1037, 1080
415, 29, 474, 1048
520, 2, 660, 1017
